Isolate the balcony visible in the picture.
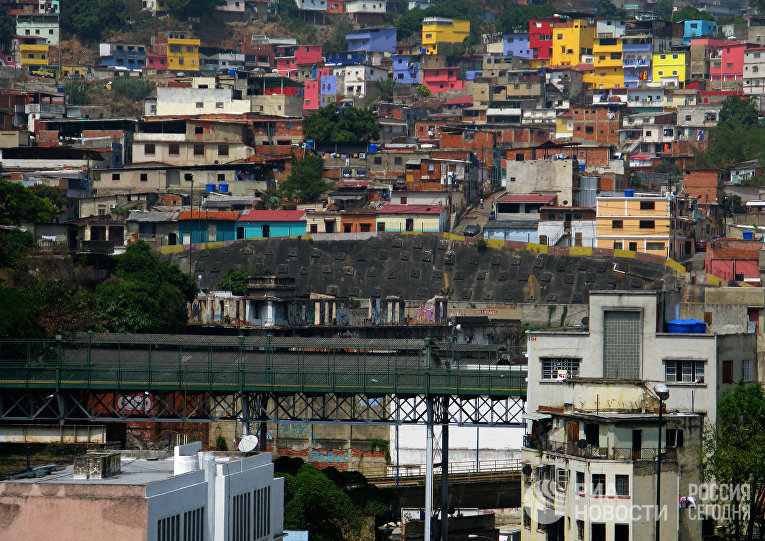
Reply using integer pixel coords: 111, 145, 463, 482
623, 56, 651, 67
524, 435, 677, 461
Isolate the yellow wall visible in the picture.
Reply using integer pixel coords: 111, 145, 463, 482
376, 214, 442, 232
551, 19, 593, 66
652, 52, 687, 85
596, 198, 680, 257
422, 18, 470, 55
584, 38, 624, 88
20, 44, 49, 67
167, 38, 200, 70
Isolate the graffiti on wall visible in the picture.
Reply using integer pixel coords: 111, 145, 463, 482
308, 449, 351, 464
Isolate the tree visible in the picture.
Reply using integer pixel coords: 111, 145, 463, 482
322, 21, 355, 55
282, 464, 364, 541
95, 241, 197, 333
671, 6, 715, 23
0, 287, 45, 339
111, 78, 153, 102
279, 154, 330, 203
415, 84, 433, 97
495, 3, 555, 34
702, 383, 765, 541
164, 0, 226, 19
0, 179, 60, 225
594, 0, 626, 19
378, 77, 398, 102
217, 267, 271, 295
396, 0, 480, 42
0, 10, 14, 52
652, 0, 673, 21
304, 104, 380, 145
60, 0, 130, 41
0, 229, 34, 269
718, 96, 760, 131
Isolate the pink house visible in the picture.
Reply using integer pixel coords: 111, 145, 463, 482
294, 44, 323, 66
275, 56, 298, 77
145, 52, 166, 72
692, 39, 745, 83
422, 67, 465, 94
704, 243, 760, 285
304, 79, 320, 112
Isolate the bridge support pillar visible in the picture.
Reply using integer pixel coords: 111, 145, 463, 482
440, 396, 449, 541
425, 398, 433, 541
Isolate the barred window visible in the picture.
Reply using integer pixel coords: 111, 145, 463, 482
615, 474, 629, 496
592, 474, 606, 496
603, 311, 641, 378
183, 507, 204, 541
232, 492, 251, 541
541, 357, 580, 379
158, 514, 180, 541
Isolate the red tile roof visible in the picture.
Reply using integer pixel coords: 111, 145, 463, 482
376, 204, 444, 214
177, 210, 241, 221
238, 210, 306, 222
444, 95, 473, 106
495, 194, 557, 204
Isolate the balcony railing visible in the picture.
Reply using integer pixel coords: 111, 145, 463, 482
525, 435, 677, 461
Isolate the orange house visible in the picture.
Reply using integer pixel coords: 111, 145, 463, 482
340, 209, 376, 233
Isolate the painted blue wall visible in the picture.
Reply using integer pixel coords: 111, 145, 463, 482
237, 221, 306, 239
178, 220, 237, 244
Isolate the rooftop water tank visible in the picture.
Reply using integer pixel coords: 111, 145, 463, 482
624, 188, 634, 197
205, 183, 216, 193
666, 319, 707, 334
743, 230, 754, 240
219, 183, 229, 193
368, 143, 378, 153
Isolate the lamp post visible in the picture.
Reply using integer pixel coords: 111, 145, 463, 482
654, 383, 669, 541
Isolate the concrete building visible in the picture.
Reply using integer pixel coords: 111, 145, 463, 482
652, 51, 687, 87
421, 17, 470, 55
16, 13, 59, 45
683, 19, 718, 44
346, 28, 396, 53
551, 19, 594, 67
99, 42, 147, 70
538, 206, 596, 247
521, 290, 750, 541
0, 443, 285, 541
743, 47, 765, 97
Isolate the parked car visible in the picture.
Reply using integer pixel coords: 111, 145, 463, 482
464, 224, 481, 237
695, 239, 707, 252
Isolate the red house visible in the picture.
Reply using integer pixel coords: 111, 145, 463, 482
294, 45, 323, 66
529, 18, 555, 60
422, 67, 464, 94
704, 240, 761, 285
145, 52, 166, 72
304, 80, 320, 112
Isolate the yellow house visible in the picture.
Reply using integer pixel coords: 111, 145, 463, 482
584, 37, 624, 88
652, 51, 687, 87
167, 37, 200, 71
20, 44, 49, 68
551, 19, 594, 66
422, 17, 470, 55
596, 194, 691, 258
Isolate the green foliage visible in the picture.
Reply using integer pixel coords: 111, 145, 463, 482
0, 287, 45, 339
671, 6, 715, 22
495, 3, 555, 34
0, 229, 34, 269
718, 96, 760, 131
702, 383, 765, 538
652, 0, 673, 20
164, 0, 225, 19
724, 192, 746, 214
322, 21, 355, 55
594, 0, 627, 19
60, 0, 130, 41
275, 0, 317, 44
0, 10, 14, 51
279, 154, 330, 203
378, 77, 398, 102
349, 298, 361, 309
476, 239, 488, 252
304, 104, 380, 144
215, 434, 228, 451
95, 241, 197, 333
415, 84, 433, 97
217, 267, 256, 295
63, 80, 93, 106
283, 464, 362, 540
0, 179, 60, 225
694, 97, 765, 170
111, 78, 153, 102
369, 438, 389, 453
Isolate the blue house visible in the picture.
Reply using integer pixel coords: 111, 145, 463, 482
683, 20, 717, 44
178, 210, 239, 245
320, 74, 337, 105
236, 210, 306, 239
325, 51, 366, 66
99, 42, 147, 69
393, 55, 420, 84
346, 28, 397, 53
503, 34, 532, 58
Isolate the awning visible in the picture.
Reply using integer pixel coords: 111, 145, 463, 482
523, 413, 552, 421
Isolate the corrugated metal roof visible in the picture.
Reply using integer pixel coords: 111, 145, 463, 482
237, 210, 306, 222
127, 210, 177, 222
177, 210, 241, 221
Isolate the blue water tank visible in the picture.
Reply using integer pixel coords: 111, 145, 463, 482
229, 68, 237, 77
743, 230, 754, 240
306, 140, 315, 150
624, 188, 634, 197
368, 143, 378, 153
579, 163, 586, 171
205, 183, 216, 193
56, 86, 63, 93
219, 183, 229, 193
666, 319, 707, 334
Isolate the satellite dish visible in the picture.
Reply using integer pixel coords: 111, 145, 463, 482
577, 439, 588, 450
238, 434, 260, 453
522, 464, 533, 476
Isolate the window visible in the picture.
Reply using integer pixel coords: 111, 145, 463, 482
742, 359, 753, 382
400, 197, 407, 204
615, 524, 629, 541
377, 222, 385, 232
640, 201, 655, 210
169, 143, 180, 155
523, 508, 531, 529
541, 357, 580, 379
666, 428, 684, 447
232, 492, 251, 541
592, 474, 606, 496
195, 126, 203, 134
193, 144, 204, 156
576, 471, 585, 493
145, 143, 155, 155
639, 220, 655, 229
217, 174, 225, 182
603, 311, 641, 378
585, 126, 594, 134
612, 220, 623, 229
216, 102, 223, 109
576, 520, 584, 540
614, 242, 623, 250
646, 242, 665, 251
182, 507, 204, 541
556, 468, 568, 490
218, 144, 229, 156
140, 173, 148, 182
665, 360, 705, 383
394, 157, 403, 165
195, 102, 203, 109
464, 131, 475, 142
373, 156, 382, 165
515, 153, 525, 161
157, 514, 180, 541
615, 474, 629, 496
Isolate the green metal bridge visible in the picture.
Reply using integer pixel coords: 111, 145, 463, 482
0, 334, 527, 428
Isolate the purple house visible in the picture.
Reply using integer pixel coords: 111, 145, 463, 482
393, 54, 419, 84
346, 28, 397, 53
503, 33, 532, 58
320, 74, 337, 106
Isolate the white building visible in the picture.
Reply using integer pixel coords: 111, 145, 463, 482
345, 0, 387, 14
743, 47, 765, 97
0, 442, 285, 541
337, 65, 389, 97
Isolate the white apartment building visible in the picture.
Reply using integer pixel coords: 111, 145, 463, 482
743, 47, 765, 97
